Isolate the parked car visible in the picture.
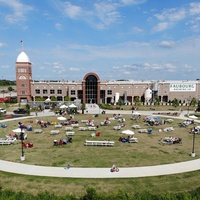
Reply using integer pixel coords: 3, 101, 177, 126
13, 108, 28, 114
0, 108, 6, 114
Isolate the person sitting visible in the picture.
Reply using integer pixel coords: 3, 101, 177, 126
59, 139, 63, 145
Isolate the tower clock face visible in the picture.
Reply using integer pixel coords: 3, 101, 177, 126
18, 75, 27, 80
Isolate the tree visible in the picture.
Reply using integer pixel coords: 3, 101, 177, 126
172, 98, 179, 108
81, 103, 85, 114
50, 96, 57, 101
190, 97, 197, 107
64, 96, 71, 101
118, 98, 123, 106
154, 96, 160, 107
135, 96, 141, 108
8, 86, 13, 92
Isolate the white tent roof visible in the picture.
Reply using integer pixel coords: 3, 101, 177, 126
57, 116, 67, 121
60, 105, 68, 109
12, 128, 25, 133
122, 130, 135, 135
69, 104, 77, 108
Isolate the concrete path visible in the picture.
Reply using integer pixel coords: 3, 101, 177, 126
0, 159, 200, 178
0, 109, 200, 178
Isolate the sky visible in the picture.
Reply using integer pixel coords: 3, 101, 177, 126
1, 0, 200, 81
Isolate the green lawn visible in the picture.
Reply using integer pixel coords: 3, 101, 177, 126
0, 111, 200, 196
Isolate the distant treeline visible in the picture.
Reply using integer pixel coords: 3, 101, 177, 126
0, 80, 16, 86
1, 187, 200, 200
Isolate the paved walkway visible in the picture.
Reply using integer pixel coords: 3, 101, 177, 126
0, 109, 200, 178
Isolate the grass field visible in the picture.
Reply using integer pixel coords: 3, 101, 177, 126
0, 110, 200, 196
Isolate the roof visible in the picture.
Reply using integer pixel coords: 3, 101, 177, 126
16, 51, 30, 63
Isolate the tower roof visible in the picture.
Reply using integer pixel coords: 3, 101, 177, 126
16, 51, 30, 63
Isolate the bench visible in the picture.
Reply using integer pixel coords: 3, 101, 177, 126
78, 127, 88, 131
129, 137, 138, 143
34, 129, 43, 133
50, 130, 60, 135
132, 125, 141, 129
66, 131, 75, 136
88, 127, 96, 131
71, 124, 79, 128
163, 127, 174, 132
0, 139, 11, 145
81, 120, 88, 123
84, 140, 114, 147
65, 127, 73, 131
55, 124, 62, 128
113, 126, 121, 130
138, 129, 148, 133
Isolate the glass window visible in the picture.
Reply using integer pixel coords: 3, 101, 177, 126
50, 89, 55, 94
107, 90, 112, 95
21, 84, 27, 88
21, 91, 26, 94
35, 89, 40, 94
71, 90, 76, 95
18, 68, 26, 73
43, 89, 48, 94
57, 90, 62, 94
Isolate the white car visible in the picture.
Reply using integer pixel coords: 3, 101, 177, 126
0, 108, 6, 114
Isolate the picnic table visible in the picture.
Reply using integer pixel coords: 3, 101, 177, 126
138, 129, 148, 133
132, 125, 141, 129
66, 132, 75, 136
50, 130, 60, 135
34, 129, 43, 133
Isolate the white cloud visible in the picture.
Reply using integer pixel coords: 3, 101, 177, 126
152, 22, 173, 32
0, 0, 34, 23
132, 27, 144, 33
158, 40, 175, 48
155, 8, 186, 22
55, 23, 62, 30
63, 1, 82, 19
189, 2, 200, 15
1, 65, 10, 69
69, 67, 80, 71
0, 42, 7, 47
93, 2, 121, 29
120, 0, 147, 5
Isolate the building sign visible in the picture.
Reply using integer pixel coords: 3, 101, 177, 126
170, 83, 196, 91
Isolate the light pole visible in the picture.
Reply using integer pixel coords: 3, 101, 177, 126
19, 122, 25, 161
191, 131, 196, 157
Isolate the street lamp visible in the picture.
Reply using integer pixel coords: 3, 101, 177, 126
191, 131, 196, 157
19, 122, 25, 161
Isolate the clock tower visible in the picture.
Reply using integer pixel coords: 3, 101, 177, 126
16, 51, 32, 103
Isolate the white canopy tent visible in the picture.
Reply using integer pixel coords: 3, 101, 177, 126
60, 105, 68, 109
12, 128, 25, 133
122, 130, 135, 135
57, 116, 67, 121
68, 104, 77, 108
189, 115, 198, 119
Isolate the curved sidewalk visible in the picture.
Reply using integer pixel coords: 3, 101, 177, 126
0, 159, 200, 178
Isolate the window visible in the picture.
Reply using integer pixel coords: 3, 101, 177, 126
71, 90, 76, 95
57, 90, 62, 94
107, 90, 112, 95
35, 89, 40, 94
43, 89, 48, 94
57, 96, 62, 101
50, 89, 55, 94
21, 84, 27, 88
21, 91, 26, 94
18, 68, 26, 73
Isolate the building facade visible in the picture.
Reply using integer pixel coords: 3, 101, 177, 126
16, 51, 200, 104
